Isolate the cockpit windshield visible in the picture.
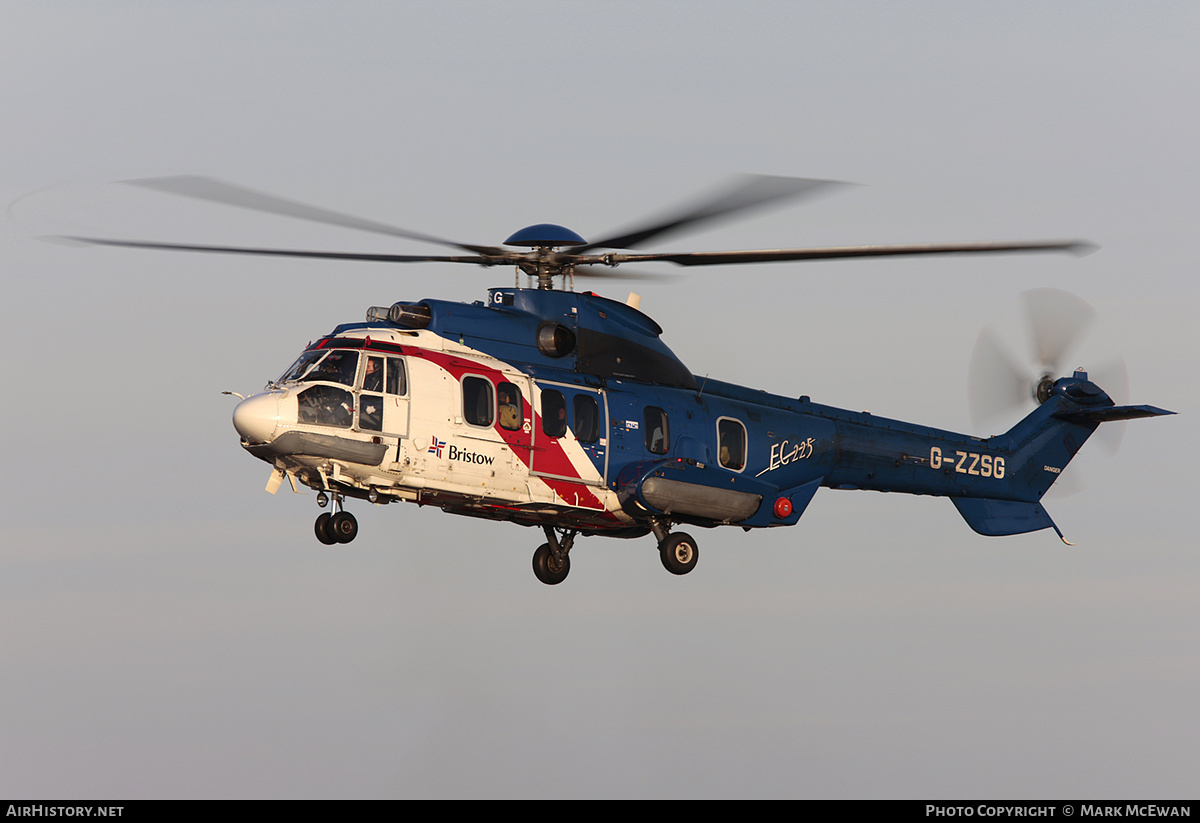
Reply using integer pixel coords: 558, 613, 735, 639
278, 349, 359, 386
278, 350, 324, 383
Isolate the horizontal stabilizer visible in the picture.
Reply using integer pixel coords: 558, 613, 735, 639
1054, 404, 1175, 423
952, 497, 1058, 537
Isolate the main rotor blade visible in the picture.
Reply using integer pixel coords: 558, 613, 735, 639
578, 175, 844, 252
57, 236, 491, 265
122, 176, 504, 256
599, 240, 1095, 267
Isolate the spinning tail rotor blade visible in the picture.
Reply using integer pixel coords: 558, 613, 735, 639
968, 328, 1031, 433
968, 289, 1131, 455
1090, 356, 1130, 453
1023, 287, 1096, 375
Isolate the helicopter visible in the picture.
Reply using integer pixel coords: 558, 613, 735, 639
59, 175, 1174, 584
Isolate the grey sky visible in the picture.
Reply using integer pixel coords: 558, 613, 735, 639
1, 1, 1197, 799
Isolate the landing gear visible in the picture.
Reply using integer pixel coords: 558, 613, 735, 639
314, 512, 338, 545
313, 492, 357, 545
532, 526, 575, 585
328, 511, 358, 543
532, 542, 570, 585
650, 519, 698, 576
659, 531, 699, 575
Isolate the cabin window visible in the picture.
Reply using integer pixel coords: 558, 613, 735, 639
574, 395, 600, 443
363, 356, 384, 393
717, 418, 747, 471
498, 382, 524, 431
644, 406, 669, 455
463, 376, 494, 427
386, 357, 407, 396
310, 350, 359, 386
297, 385, 354, 428
541, 390, 567, 437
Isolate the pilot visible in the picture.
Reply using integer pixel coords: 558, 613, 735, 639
313, 351, 357, 385
363, 357, 384, 393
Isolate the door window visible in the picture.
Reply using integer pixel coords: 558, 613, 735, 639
717, 418, 746, 470
463, 376, 494, 427
574, 395, 600, 443
498, 382, 524, 431
644, 406, 669, 455
542, 390, 567, 437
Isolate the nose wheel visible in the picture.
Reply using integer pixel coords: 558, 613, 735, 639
314, 493, 358, 545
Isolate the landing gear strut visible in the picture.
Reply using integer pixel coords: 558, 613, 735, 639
652, 520, 699, 576
314, 493, 357, 545
532, 526, 575, 585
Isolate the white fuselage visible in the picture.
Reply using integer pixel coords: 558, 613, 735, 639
232, 324, 631, 532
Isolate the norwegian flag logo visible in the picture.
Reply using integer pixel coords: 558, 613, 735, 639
428, 437, 445, 458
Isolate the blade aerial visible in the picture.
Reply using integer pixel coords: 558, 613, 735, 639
577, 175, 845, 252
56, 236, 491, 265
591, 240, 1095, 267
122, 176, 505, 256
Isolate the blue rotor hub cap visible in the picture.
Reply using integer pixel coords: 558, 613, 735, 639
503, 224, 587, 247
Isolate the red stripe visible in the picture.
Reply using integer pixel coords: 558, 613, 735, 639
406, 347, 614, 517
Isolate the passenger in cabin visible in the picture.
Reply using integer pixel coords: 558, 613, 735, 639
499, 387, 521, 431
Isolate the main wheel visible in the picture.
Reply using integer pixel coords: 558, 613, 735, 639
660, 532, 698, 575
328, 511, 358, 544
532, 542, 570, 585
314, 512, 338, 545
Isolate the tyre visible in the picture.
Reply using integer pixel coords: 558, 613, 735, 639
314, 512, 338, 545
532, 542, 570, 585
660, 532, 698, 575
328, 511, 358, 544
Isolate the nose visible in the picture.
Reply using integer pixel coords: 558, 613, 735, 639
232, 393, 281, 444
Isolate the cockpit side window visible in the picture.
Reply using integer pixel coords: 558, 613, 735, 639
298, 385, 354, 428
463, 376, 494, 427
385, 357, 407, 396
362, 356, 384, 393
310, 350, 359, 386
359, 394, 382, 432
